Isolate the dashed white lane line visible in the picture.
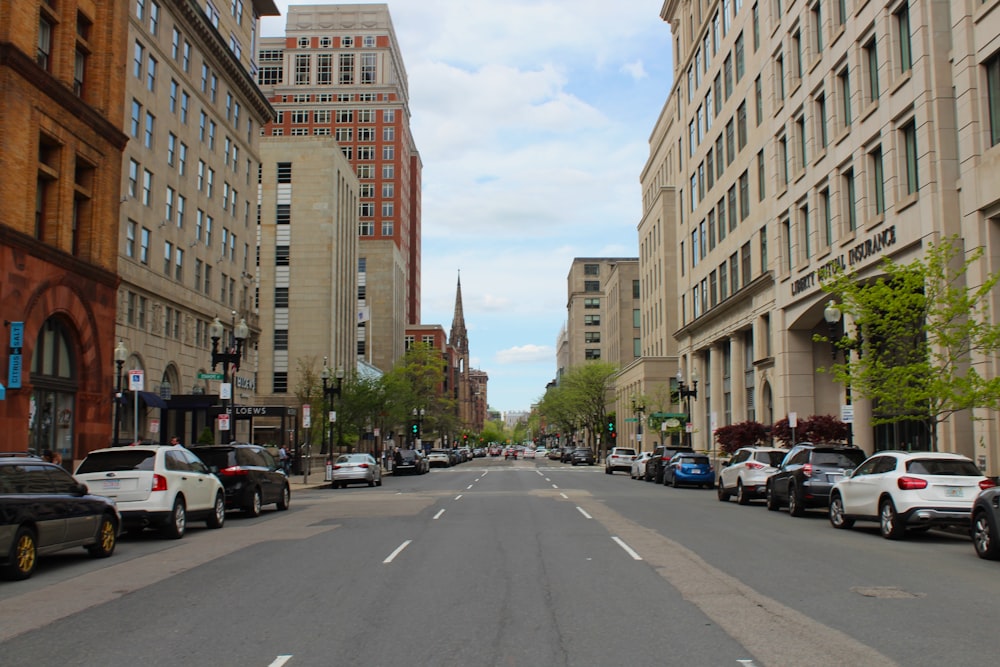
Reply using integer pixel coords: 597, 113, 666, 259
269, 656, 293, 667
576, 506, 592, 519
545, 478, 551, 482
611, 536, 643, 561
560, 493, 568, 499
466, 484, 474, 490
455, 494, 463, 500
433, 509, 446, 520
383, 540, 412, 563
552, 484, 559, 489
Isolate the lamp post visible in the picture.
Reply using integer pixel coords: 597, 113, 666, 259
677, 367, 699, 449
210, 311, 248, 439
113, 340, 128, 446
321, 360, 345, 455
630, 397, 645, 451
823, 300, 854, 447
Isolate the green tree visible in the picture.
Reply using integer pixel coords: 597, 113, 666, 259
819, 237, 1000, 450
388, 342, 455, 446
560, 361, 619, 454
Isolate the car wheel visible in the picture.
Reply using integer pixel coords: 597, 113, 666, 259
206, 492, 225, 529
671, 475, 679, 488
765, 485, 780, 511
654, 472, 664, 485
972, 509, 1000, 560
717, 480, 731, 502
276, 485, 291, 511
605, 466, 612, 474
246, 488, 263, 517
736, 481, 750, 506
376, 476, 383, 487
828, 494, 854, 530
788, 484, 805, 517
879, 498, 905, 540
87, 514, 118, 557
161, 497, 186, 539
368, 475, 376, 487
2, 526, 38, 580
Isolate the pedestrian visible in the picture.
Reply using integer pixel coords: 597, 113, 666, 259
278, 444, 290, 474
170, 436, 181, 446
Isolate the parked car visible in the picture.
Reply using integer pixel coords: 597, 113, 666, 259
972, 485, 1000, 560
0, 454, 120, 580
331, 453, 382, 488
504, 447, 518, 460
645, 445, 695, 484
473, 448, 486, 458
74, 445, 226, 538
765, 443, 866, 516
427, 449, 452, 468
717, 447, 787, 504
571, 448, 596, 466
560, 446, 577, 463
663, 452, 715, 488
605, 447, 637, 474
630, 452, 653, 480
548, 447, 563, 461
535, 447, 548, 459
827, 451, 994, 539
392, 449, 429, 475
188, 443, 290, 516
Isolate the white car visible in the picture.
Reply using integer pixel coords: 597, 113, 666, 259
717, 447, 787, 504
828, 450, 995, 539
605, 447, 636, 474
74, 445, 225, 539
522, 448, 536, 459
332, 453, 383, 487
630, 452, 653, 479
426, 450, 452, 468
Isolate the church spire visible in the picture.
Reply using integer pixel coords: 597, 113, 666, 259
450, 271, 468, 355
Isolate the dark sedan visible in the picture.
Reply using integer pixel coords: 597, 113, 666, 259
189, 443, 290, 517
0, 454, 120, 580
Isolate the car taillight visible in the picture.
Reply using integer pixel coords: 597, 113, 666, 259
220, 466, 248, 476
802, 463, 813, 477
151, 474, 168, 492
897, 476, 928, 490
359, 463, 369, 469
332, 465, 342, 470
746, 462, 765, 470
979, 479, 996, 491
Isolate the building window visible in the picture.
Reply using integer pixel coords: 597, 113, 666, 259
901, 120, 919, 195
741, 242, 752, 286
895, 3, 912, 74
735, 32, 745, 81
838, 65, 852, 129
38, 15, 54, 70
585, 349, 601, 360
870, 146, 885, 216
799, 203, 811, 260
737, 102, 747, 149
775, 52, 785, 103
820, 187, 833, 246
719, 260, 729, 300
987, 53, 1000, 147
739, 171, 750, 220
811, 1, 823, 55
757, 150, 766, 201
585, 332, 601, 344
843, 167, 857, 232
754, 76, 762, 126
796, 115, 807, 170
584, 315, 601, 326
864, 37, 880, 103
584, 297, 600, 309
816, 93, 828, 150
759, 223, 768, 273
140, 227, 150, 264
584, 280, 600, 292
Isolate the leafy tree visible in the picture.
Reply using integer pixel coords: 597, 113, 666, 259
770, 414, 849, 447
559, 361, 619, 455
388, 342, 455, 446
714, 421, 770, 454
293, 356, 325, 452
819, 237, 1000, 450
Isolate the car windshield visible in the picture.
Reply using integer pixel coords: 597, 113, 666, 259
614, 449, 636, 456
337, 454, 369, 463
907, 459, 981, 476
76, 450, 156, 473
812, 450, 866, 467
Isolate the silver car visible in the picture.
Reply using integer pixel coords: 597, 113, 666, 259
331, 454, 382, 488
717, 446, 786, 505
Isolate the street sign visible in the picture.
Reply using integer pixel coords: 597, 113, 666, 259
841, 404, 854, 424
128, 370, 144, 391
624, 417, 638, 423
220, 382, 231, 400
302, 404, 311, 428
218, 413, 230, 431
788, 411, 798, 428
198, 372, 224, 380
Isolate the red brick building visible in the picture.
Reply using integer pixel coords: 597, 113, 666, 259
0, 0, 129, 465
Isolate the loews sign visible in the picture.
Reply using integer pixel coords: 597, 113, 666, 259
791, 225, 897, 297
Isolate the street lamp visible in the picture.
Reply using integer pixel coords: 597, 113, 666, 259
210, 311, 248, 438
321, 358, 345, 456
113, 340, 128, 446
630, 396, 645, 451
677, 367, 699, 449
823, 300, 855, 446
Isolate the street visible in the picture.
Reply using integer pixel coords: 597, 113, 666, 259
1, 456, 997, 666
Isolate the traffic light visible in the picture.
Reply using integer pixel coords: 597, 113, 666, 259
411, 422, 419, 435
462, 434, 468, 442
607, 418, 617, 439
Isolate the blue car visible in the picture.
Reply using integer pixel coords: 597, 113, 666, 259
664, 453, 715, 488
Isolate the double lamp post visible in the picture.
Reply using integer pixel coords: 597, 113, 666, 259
677, 368, 699, 449
321, 358, 344, 456
210, 312, 249, 437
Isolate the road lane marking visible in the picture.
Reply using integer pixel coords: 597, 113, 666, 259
455, 494, 463, 500
269, 656, 293, 667
466, 484, 474, 489
545, 478, 551, 482
611, 536, 643, 561
552, 484, 559, 489
433, 509, 446, 520
560, 493, 568, 499
383, 540, 412, 563
576, 506, 592, 519
537, 471, 545, 476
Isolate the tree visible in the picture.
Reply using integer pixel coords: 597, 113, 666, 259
819, 237, 1000, 450
388, 342, 455, 446
714, 421, 770, 454
770, 415, 849, 447
559, 361, 619, 455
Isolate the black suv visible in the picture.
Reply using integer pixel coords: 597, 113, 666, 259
570, 448, 595, 466
765, 443, 866, 516
189, 443, 290, 517
0, 454, 120, 580
644, 445, 695, 484
392, 448, 429, 475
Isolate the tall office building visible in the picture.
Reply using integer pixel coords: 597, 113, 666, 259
114, 0, 277, 445
257, 4, 422, 375
656, 0, 1000, 469
0, 0, 129, 463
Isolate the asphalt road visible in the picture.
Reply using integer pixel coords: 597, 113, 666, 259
2, 456, 998, 666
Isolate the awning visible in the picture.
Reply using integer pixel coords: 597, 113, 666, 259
137, 391, 167, 408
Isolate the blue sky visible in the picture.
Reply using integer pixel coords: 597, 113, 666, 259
262, 2, 675, 413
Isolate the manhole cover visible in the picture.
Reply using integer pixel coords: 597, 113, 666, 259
851, 586, 924, 599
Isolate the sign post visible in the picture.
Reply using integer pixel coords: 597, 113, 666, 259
129, 370, 144, 444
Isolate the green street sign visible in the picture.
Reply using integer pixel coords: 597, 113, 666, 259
197, 372, 224, 380
624, 417, 639, 423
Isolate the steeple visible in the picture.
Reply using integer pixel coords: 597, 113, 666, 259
450, 271, 468, 355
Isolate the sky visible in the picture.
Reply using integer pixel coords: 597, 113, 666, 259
261, 2, 675, 413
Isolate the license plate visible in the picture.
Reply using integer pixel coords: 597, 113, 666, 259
691, 468, 703, 474
102, 479, 120, 490
944, 487, 964, 498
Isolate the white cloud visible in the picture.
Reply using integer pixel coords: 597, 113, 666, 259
495, 344, 555, 364
620, 60, 648, 80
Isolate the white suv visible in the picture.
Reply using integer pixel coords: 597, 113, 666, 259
75, 445, 225, 539
717, 447, 787, 505
828, 450, 995, 539
605, 447, 636, 474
